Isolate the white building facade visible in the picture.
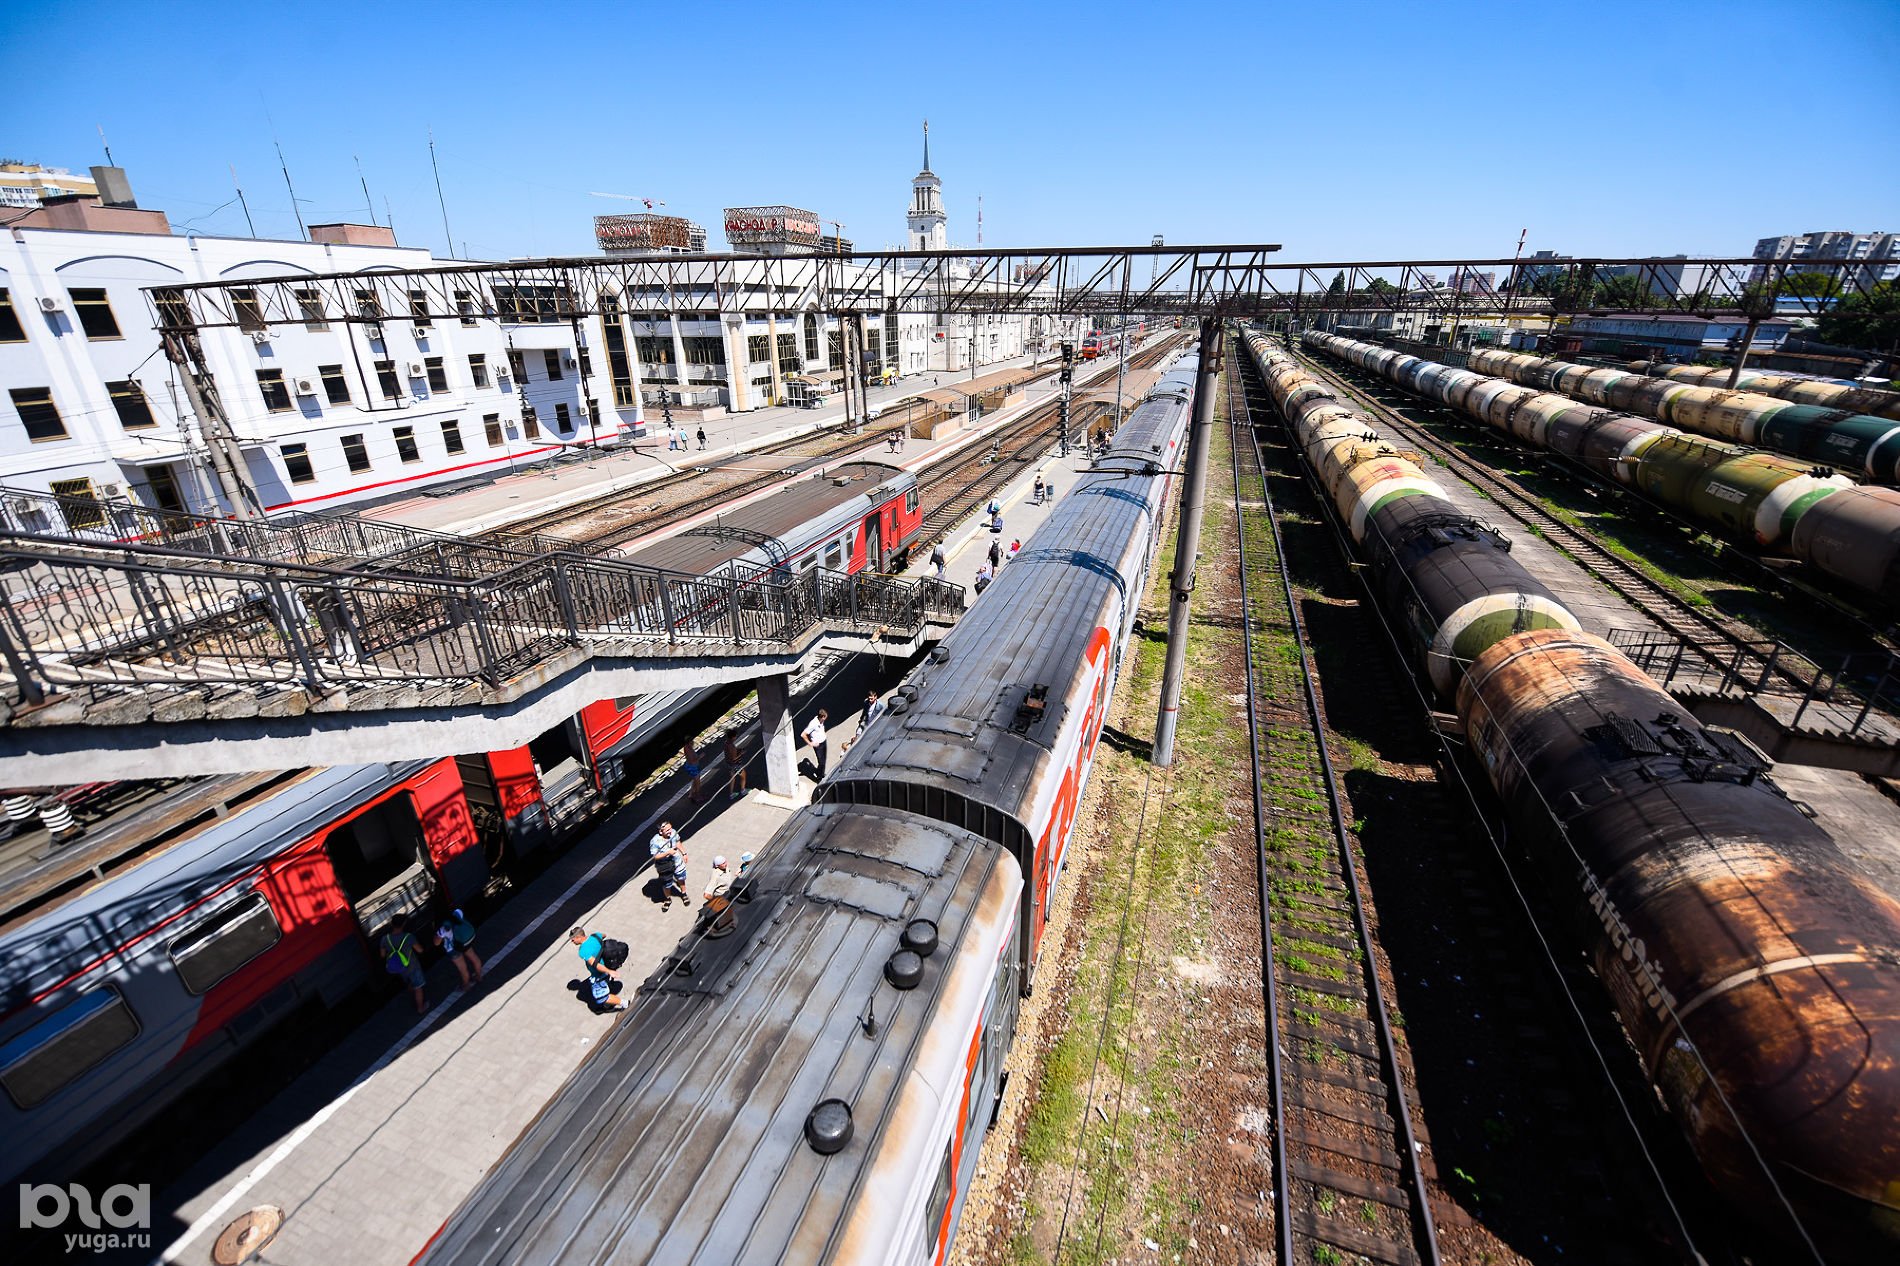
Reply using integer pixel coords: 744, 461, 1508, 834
1751, 231, 1900, 287
0, 197, 621, 520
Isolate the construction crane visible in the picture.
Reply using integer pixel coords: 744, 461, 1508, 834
589, 192, 666, 209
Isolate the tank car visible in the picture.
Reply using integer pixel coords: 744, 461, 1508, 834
1248, 330, 1900, 1261
1308, 333, 1900, 603
1641, 362, 1900, 424
1470, 348, 1900, 483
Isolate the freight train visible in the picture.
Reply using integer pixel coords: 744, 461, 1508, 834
1306, 332, 1900, 604
1635, 361, 1900, 424
0, 461, 924, 1189
417, 362, 1197, 1266
1466, 346, 1900, 483
1246, 328, 1900, 1263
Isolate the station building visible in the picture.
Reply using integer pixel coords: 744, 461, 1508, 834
0, 172, 608, 520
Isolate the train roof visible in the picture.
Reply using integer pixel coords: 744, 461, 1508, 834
422, 803, 1007, 1266
0, 763, 418, 1015
823, 373, 1193, 847
618, 461, 909, 575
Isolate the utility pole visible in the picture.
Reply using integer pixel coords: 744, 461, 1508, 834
1057, 340, 1075, 457
429, 129, 455, 259
164, 332, 258, 518
1153, 317, 1222, 767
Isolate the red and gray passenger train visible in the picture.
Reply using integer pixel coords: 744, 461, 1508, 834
0, 462, 923, 1190
1308, 331, 1900, 604
416, 363, 1196, 1266
1248, 329, 1900, 1262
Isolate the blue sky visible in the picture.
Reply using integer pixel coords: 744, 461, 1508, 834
6, 0, 1896, 264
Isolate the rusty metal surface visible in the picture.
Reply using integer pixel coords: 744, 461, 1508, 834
1458, 627, 1900, 1260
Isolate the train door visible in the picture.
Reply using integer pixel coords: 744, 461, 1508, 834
868, 517, 885, 572
322, 793, 437, 942
527, 717, 596, 829
453, 755, 511, 868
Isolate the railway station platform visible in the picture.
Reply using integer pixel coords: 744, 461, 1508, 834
133, 651, 909, 1266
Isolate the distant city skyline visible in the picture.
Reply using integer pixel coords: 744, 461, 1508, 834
7, 0, 1897, 265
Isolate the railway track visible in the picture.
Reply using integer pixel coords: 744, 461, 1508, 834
1292, 343, 1855, 699
913, 336, 1186, 547
1229, 348, 1442, 1266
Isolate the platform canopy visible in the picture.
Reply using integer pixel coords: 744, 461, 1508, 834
145, 246, 1878, 332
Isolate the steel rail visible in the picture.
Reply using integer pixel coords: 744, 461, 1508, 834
1228, 337, 1442, 1266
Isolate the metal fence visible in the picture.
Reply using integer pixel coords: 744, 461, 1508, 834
1607, 628, 1900, 740
0, 537, 964, 706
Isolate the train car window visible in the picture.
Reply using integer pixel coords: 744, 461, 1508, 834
905, 488, 918, 514
923, 1138, 954, 1255
825, 543, 843, 571
169, 891, 283, 995
0, 987, 139, 1109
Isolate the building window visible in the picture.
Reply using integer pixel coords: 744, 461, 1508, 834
320, 364, 351, 405
393, 425, 420, 463
776, 332, 799, 377
296, 287, 328, 330
108, 379, 156, 429
0, 987, 139, 1110
425, 356, 448, 393
340, 433, 371, 473
804, 314, 820, 362
257, 369, 292, 412
468, 353, 489, 388
281, 442, 315, 484
507, 349, 527, 382
747, 334, 770, 363
169, 892, 281, 996
354, 288, 383, 319
684, 337, 723, 366
10, 387, 66, 442
0, 288, 27, 342
440, 419, 465, 454
455, 289, 477, 326
554, 402, 571, 432
600, 299, 635, 407
409, 289, 431, 326
375, 360, 400, 400
49, 478, 105, 531
543, 349, 564, 380
69, 288, 121, 339
232, 288, 267, 332
484, 414, 503, 446
522, 408, 540, 439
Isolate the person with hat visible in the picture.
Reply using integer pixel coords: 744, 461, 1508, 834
703, 856, 738, 937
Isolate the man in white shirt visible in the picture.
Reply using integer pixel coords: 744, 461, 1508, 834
801, 708, 830, 779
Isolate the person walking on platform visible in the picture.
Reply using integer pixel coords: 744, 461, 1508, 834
801, 708, 830, 780
682, 739, 705, 804
724, 731, 748, 801
696, 425, 708, 451
651, 820, 690, 910
1033, 474, 1046, 505
930, 543, 946, 579
988, 537, 1002, 571
380, 915, 428, 1015
569, 926, 626, 1012
435, 908, 483, 990
843, 690, 887, 756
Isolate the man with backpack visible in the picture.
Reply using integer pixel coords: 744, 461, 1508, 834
380, 914, 428, 1015
569, 925, 628, 1012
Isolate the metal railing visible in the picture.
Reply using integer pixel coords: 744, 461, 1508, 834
1608, 628, 1900, 741
0, 535, 963, 707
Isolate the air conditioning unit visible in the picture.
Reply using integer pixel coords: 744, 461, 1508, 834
248, 329, 273, 345
98, 482, 123, 498
39, 296, 60, 313
294, 376, 318, 395
496, 367, 511, 382
406, 361, 425, 377
564, 353, 578, 369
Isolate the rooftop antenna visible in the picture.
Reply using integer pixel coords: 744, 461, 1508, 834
229, 164, 257, 237
384, 196, 395, 240
429, 128, 455, 259
977, 194, 982, 247
273, 139, 308, 241
96, 125, 114, 167
354, 155, 377, 226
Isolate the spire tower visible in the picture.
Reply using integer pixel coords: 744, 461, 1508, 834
907, 120, 946, 254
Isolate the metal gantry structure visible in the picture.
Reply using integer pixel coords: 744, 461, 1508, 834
147, 246, 1883, 332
